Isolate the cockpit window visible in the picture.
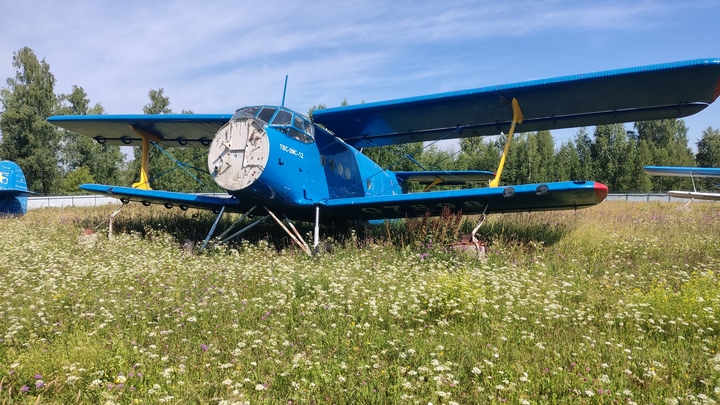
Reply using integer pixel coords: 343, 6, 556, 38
232, 107, 260, 120
233, 106, 315, 144
257, 107, 277, 123
271, 110, 292, 126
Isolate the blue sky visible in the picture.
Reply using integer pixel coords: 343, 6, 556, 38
2, 0, 719, 150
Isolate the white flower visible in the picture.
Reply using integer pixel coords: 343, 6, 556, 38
255, 384, 265, 391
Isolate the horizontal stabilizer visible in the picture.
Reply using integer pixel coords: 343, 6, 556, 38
394, 170, 495, 185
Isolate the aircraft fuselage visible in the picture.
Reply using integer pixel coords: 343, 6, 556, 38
207, 106, 402, 221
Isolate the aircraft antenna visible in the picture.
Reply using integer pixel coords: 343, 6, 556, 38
281, 75, 288, 107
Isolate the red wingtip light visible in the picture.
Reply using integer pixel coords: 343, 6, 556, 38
594, 182, 609, 202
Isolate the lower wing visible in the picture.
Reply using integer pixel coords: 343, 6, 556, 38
322, 181, 608, 220
79, 184, 245, 212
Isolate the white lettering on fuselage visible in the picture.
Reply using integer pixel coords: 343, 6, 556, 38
279, 144, 304, 159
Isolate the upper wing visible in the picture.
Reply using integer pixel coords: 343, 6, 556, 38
322, 180, 608, 219
643, 166, 720, 178
313, 58, 720, 148
47, 114, 233, 148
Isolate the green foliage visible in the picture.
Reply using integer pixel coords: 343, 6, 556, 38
57, 85, 126, 186
0, 47, 61, 193
58, 165, 95, 194
361, 142, 425, 172
635, 119, 696, 191
697, 127, 720, 167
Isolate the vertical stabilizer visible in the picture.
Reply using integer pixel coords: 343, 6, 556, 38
0, 160, 33, 216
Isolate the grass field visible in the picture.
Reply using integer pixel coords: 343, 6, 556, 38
1, 201, 719, 404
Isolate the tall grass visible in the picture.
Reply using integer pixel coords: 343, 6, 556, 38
0, 201, 719, 404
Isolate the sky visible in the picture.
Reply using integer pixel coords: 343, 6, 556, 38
2, 0, 720, 152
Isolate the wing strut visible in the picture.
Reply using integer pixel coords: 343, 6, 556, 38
423, 177, 444, 192
489, 98, 524, 188
314, 205, 320, 250
684, 172, 699, 207
201, 205, 227, 250
130, 126, 163, 190
264, 206, 312, 256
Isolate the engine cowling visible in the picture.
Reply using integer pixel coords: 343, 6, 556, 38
208, 117, 269, 191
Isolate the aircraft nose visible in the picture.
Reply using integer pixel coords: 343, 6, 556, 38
208, 118, 270, 191
594, 182, 609, 202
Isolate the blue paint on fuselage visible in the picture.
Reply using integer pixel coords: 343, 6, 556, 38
226, 108, 402, 220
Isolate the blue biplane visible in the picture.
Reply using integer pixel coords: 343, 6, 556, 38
48, 58, 720, 253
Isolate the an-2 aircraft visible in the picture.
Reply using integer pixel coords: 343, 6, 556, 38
48, 58, 720, 254
643, 166, 720, 201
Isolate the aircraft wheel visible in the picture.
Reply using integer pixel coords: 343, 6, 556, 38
142, 201, 151, 206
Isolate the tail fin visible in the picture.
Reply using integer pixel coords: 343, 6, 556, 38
0, 160, 33, 216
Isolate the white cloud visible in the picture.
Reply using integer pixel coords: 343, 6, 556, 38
1, 0, 718, 146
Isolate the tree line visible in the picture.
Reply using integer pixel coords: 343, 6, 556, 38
2, 47, 720, 195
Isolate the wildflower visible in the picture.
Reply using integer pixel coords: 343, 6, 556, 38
255, 384, 265, 391
20, 385, 29, 393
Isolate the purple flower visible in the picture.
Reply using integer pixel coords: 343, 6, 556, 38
36, 381, 45, 388
20, 385, 29, 393
34, 374, 42, 379
201, 344, 208, 352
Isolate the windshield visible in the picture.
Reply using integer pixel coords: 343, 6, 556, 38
232, 106, 314, 144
